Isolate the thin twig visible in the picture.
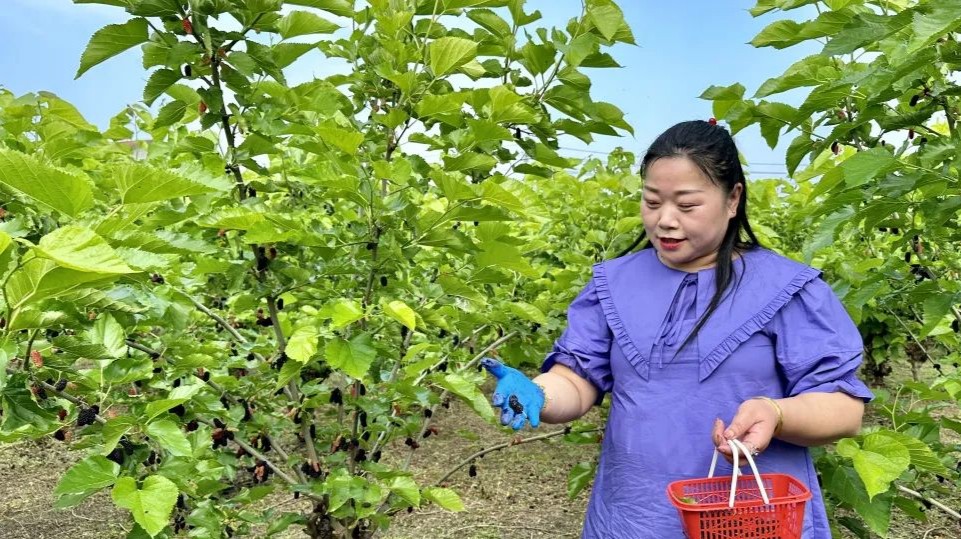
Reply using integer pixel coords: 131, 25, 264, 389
174, 288, 247, 343
432, 427, 600, 487
6, 367, 106, 425
896, 484, 961, 520
125, 339, 161, 358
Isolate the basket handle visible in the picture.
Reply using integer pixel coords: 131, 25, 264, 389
707, 439, 770, 508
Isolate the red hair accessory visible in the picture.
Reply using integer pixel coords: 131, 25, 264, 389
708, 117, 717, 125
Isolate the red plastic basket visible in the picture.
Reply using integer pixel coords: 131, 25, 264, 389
666, 440, 811, 539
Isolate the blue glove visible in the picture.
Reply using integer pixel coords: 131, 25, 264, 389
480, 357, 545, 430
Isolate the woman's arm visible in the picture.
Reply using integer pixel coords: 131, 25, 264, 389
776, 391, 864, 446
532, 364, 599, 424
714, 391, 864, 456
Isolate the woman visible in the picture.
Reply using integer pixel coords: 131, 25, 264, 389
482, 120, 872, 538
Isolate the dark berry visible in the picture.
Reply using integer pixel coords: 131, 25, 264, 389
77, 407, 97, 427
469, 464, 477, 477
380, 276, 388, 287
276, 298, 284, 310
372, 450, 382, 462
106, 447, 125, 465
330, 388, 343, 405
355, 448, 367, 462
247, 352, 256, 361
908, 129, 915, 140
53, 429, 66, 441
183, 64, 192, 77
910, 94, 920, 107
831, 141, 839, 155
186, 420, 199, 432
424, 408, 433, 418
53, 379, 67, 391
256, 317, 274, 327
171, 404, 186, 417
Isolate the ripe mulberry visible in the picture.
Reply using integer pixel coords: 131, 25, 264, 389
469, 464, 477, 477
54, 379, 67, 391
329, 388, 343, 405
77, 407, 97, 427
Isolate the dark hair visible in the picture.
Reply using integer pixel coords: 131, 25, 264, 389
617, 120, 761, 355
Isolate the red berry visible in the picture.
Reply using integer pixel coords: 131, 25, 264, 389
908, 129, 915, 139
30, 350, 43, 368
182, 19, 193, 34
707, 117, 717, 125
199, 101, 208, 114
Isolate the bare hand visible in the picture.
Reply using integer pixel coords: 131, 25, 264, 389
712, 398, 780, 464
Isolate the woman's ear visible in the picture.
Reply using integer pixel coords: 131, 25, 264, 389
727, 183, 743, 218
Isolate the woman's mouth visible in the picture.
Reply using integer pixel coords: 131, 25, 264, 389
659, 238, 685, 251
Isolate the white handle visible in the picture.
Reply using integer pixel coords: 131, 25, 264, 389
707, 439, 770, 508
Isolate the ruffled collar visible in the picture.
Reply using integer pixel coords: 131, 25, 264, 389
592, 247, 820, 381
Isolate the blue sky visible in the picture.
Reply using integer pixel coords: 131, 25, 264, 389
1, 0, 818, 176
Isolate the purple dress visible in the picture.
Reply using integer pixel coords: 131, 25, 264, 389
541, 247, 873, 538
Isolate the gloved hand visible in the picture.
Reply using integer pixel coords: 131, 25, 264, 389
480, 357, 544, 430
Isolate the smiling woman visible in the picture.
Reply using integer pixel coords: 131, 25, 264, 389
482, 119, 873, 538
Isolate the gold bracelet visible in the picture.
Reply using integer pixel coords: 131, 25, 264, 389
535, 382, 552, 412
751, 396, 783, 437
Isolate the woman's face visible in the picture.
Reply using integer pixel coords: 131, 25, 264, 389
641, 156, 742, 272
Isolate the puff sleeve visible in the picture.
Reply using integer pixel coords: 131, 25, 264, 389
540, 279, 614, 397
767, 277, 874, 402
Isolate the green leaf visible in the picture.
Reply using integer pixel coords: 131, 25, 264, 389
0, 149, 93, 217
277, 10, 340, 39
429, 37, 478, 77
507, 302, 547, 324
699, 83, 745, 119
886, 431, 949, 475
145, 419, 192, 457
284, 0, 353, 17
112, 475, 179, 537
389, 476, 420, 506
55, 456, 120, 509
153, 100, 187, 129
437, 372, 494, 422
145, 384, 202, 422
422, 487, 464, 511
384, 300, 417, 331
841, 147, 900, 187
321, 299, 365, 328
88, 314, 128, 358
286, 325, 319, 363
143, 68, 180, 106
35, 226, 136, 274
588, 0, 629, 42
755, 55, 839, 98
444, 152, 497, 173
76, 18, 149, 78
476, 241, 539, 277
826, 463, 892, 537
906, 1, 961, 55
113, 162, 226, 203
567, 461, 596, 499
4, 258, 119, 312
101, 417, 137, 456
920, 294, 955, 337
847, 432, 911, 500
325, 334, 376, 380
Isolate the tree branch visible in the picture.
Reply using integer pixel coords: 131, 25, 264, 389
896, 484, 961, 520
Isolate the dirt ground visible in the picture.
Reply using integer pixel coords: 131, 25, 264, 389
0, 381, 957, 539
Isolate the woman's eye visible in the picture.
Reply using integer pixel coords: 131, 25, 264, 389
644, 200, 660, 207
679, 204, 697, 210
